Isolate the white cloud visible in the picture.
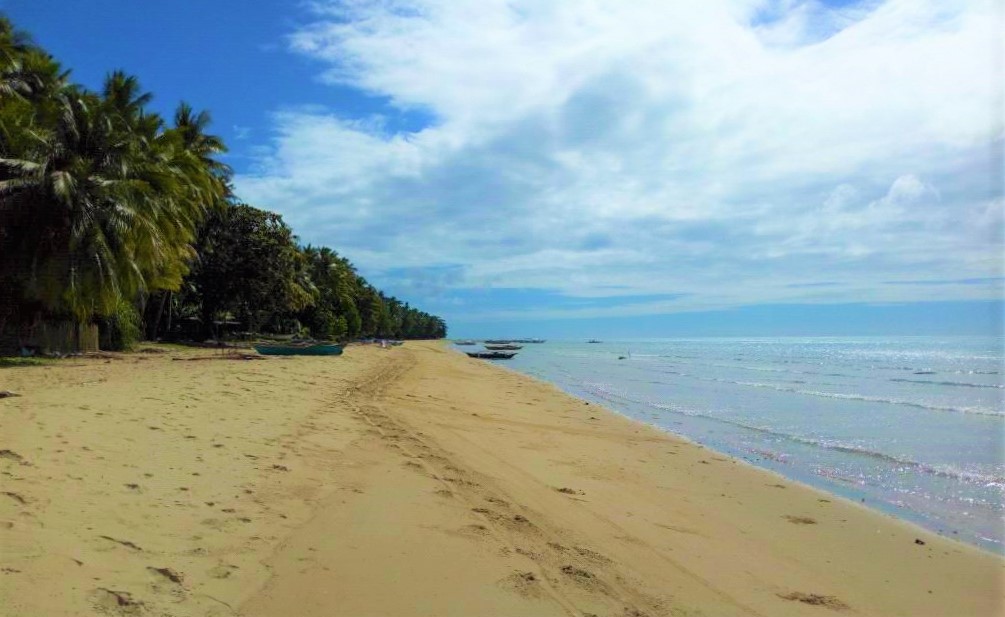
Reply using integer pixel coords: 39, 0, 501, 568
235, 0, 1003, 321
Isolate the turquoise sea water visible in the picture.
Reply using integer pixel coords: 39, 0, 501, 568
458, 337, 1005, 552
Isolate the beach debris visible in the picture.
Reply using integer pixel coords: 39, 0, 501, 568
555, 487, 585, 495
148, 566, 184, 584
783, 515, 818, 525
271, 464, 290, 472
778, 592, 849, 610
0, 391, 20, 399
914, 538, 926, 545
98, 535, 143, 551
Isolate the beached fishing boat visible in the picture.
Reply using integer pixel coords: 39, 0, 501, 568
485, 344, 522, 350
466, 351, 517, 360
254, 343, 343, 356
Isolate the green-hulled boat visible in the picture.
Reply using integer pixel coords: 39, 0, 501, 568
253, 343, 343, 356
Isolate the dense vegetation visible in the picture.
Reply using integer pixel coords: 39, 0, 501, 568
0, 16, 446, 352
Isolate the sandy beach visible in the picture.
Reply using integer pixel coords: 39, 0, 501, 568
1, 341, 1002, 616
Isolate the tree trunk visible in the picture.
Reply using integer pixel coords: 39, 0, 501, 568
165, 292, 173, 337
151, 291, 168, 341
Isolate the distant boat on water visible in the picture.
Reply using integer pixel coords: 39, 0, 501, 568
454, 339, 477, 345
484, 339, 513, 344
466, 350, 517, 360
485, 344, 522, 350
588, 339, 602, 344
254, 343, 343, 356
513, 338, 546, 344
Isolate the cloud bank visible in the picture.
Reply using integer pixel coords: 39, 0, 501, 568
235, 0, 1003, 323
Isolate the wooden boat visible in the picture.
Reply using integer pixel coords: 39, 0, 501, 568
254, 343, 343, 356
466, 351, 517, 360
484, 339, 514, 344
513, 339, 545, 343
454, 340, 477, 345
485, 344, 522, 350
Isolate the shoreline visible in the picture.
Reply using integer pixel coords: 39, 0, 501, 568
473, 348, 1002, 556
1, 341, 1002, 616
481, 337, 1005, 555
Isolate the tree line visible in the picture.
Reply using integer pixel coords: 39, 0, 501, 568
0, 16, 446, 352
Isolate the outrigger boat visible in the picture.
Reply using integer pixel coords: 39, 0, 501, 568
485, 344, 522, 350
454, 339, 477, 345
466, 351, 517, 360
254, 343, 343, 356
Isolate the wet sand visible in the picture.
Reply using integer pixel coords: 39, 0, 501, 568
1, 342, 1002, 616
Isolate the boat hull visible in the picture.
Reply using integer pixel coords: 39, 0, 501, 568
254, 344, 344, 356
466, 351, 517, 360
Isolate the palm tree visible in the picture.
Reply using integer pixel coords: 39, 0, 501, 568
0, 69, 228, 346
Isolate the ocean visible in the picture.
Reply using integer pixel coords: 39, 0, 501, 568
459, 337, 1005, 552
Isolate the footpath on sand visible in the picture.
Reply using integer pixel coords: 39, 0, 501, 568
1, 342, 1002, 616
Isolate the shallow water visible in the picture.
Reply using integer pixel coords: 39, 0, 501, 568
463, 337, 1005, 552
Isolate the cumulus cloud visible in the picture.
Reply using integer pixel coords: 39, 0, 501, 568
235, 0, 1003, 322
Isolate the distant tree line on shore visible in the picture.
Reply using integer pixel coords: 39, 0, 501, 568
0, 16, 446, 353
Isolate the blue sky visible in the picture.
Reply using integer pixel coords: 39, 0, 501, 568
4, 0, 1002, 337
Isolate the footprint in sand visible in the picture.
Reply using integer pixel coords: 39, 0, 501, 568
98, 535, 143, 551
2, 491, 27, 505
0, 449, 27, 464
499, 571, 545, 599
90, 587, 144, 615
778, 591, 849, 610
147, 566, 184, 584
555, 487, 585, 496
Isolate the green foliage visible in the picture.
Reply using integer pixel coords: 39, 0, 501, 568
0, 356, 52, 367
98, 299, 142, 351
0, 15, 229, 349
0, 14, 446, 352
188, 203, 312, 336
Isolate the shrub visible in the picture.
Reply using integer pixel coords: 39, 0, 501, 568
98, 300, 142, 351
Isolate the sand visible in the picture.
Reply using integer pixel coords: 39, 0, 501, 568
0, 341, 1002, 616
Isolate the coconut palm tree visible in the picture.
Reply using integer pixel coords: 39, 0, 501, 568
0, 69, 227, 340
